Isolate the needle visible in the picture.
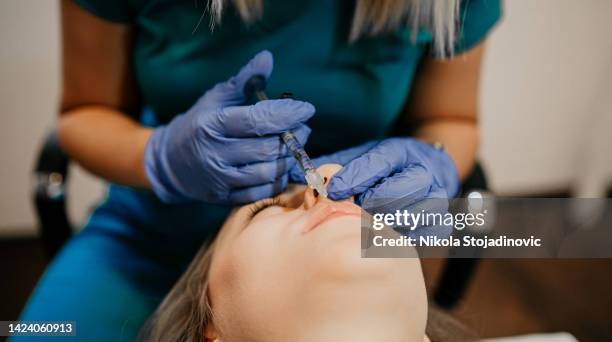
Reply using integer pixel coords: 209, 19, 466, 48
244, 75, 328, 198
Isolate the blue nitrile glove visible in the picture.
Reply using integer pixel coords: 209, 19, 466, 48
145, 51, 315, 204
289, 138, 460, 237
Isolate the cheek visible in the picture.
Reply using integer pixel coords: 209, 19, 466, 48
208, 216, 308, 338
209, 242, 271, 339
227, 220, 306, 293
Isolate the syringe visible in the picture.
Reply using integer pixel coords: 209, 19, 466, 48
244, 75, 328, 198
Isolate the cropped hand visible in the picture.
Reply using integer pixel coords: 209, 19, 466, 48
145, 51, 315, 204
290, 138, 460, 237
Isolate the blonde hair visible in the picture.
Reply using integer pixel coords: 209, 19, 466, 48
141, 240, 216, 342
204, 0, 460, 57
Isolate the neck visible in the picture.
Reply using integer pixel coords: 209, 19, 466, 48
298, 314, 421, 342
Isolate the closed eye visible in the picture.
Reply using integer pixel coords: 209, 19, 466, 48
246, 197, 283, 221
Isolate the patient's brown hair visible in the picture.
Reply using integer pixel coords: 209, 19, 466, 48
142, 240, 476, 342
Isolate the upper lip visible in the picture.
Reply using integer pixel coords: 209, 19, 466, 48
302, 201, 362, 232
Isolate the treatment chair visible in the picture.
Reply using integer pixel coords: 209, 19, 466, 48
32, 131, 71, 259
32, 129, 489, 309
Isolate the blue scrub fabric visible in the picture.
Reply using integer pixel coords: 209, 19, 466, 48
14, 185, 229, 341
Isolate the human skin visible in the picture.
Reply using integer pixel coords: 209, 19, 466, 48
205, 164, 428, 342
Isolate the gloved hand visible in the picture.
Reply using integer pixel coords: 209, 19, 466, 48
145, 51, 315, 204
289, 138, 460, 237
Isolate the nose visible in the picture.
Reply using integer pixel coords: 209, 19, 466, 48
303, 164, 348, 209
303, 175, 330, 209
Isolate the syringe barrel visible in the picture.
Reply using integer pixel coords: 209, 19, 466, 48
280, 131, 315, 172
243, 74, 316, 176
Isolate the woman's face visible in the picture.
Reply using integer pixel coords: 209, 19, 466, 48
206, 164, 427, 342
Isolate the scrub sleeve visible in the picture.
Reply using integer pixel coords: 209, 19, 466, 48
15, 1, 501, 341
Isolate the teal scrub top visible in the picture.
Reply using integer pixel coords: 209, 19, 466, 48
75, 0, 501, 155
71, 0, 501, 241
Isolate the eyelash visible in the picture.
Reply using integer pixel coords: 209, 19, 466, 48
247, 197, 283, 220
